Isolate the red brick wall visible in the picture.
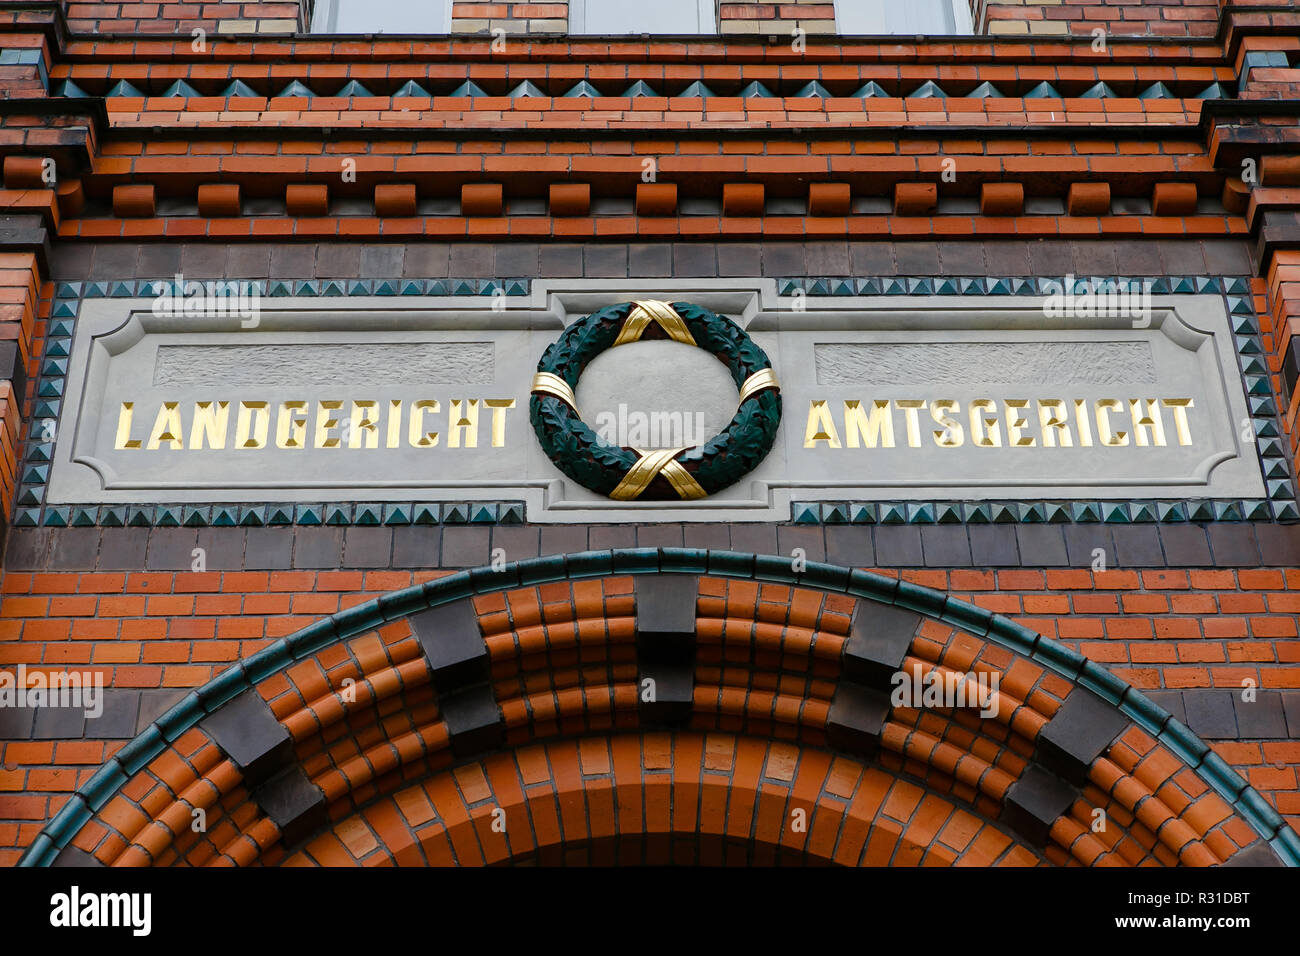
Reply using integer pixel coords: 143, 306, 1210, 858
978, 0, 1220, 38
720, 2, 836, 36
450, 2, 568, 34
63, 0, 306, 34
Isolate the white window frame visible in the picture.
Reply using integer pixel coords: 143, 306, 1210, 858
310, 0, 453, 34
569, 0, 717, 35
833, 0, 974, 35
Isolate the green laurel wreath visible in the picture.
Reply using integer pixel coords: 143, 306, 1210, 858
529, 301, 782, 500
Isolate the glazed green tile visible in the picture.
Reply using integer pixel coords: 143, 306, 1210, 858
267, 280, 293, 297
211, 506, 239, 527
383, 504, 412, 526
1017, 502, 1045, 523
41, 358, 67, 377
1213, 500, 1242, 521
49, 319, 76, 337
37, 379, 62, 398
1243, 499, 1273, 520
830, 279, 854, 297
34, 400, 60, 419
1267, 479, 1296, 500
45, 339, 70, 358
99, 506, 126, 527
498, 503, 525, 524
21, 464, 47, 483
182, 506, 210, 527
991, 504, 1017, 524
425, 280, 448, 295
907, 278, 933, 295
1101, 503, 1130, 523
276, 80, 314, 97
1195, 277, 1220, 294
1254, 419, 1279, 438
882, 278, 907, 295
1259, 437, 1284, 458
1023, 81, 1061, 98
239, 505, 267, 527
346, 280, 372, 295
70, 507, 98, 527
1011, 278, 1035, 295
778, 279, 802, 296
1241, 355, 1268, 375
820, 503, 850, 524
1044, 503, 1071, 523
394, 80, 431, 97
803, 278, 829, 296
399, 280, 424, 296
291, 505, 320, 526
906, 503, 934, 524
441, 503, 469, 524
469, 503, 497, 523
324, 505, 351, 525
1272, 500, 1300, 521
791, 503, 820, 524
13, 508, 40, 527
1170, 276, 1195, 294
849, 503, 876, 524
856, 278, 881, 295
374, 279, 399, 296
1129, 503, 1157, 522
1070, 502, 1101, 522
1235, 336, 1261, 355
42, 507, 69, 527
354, 504, 383, 525
1232, 316, 1259, 337
451, 280, 477, 296
27, 443, 52, 463
108, 281, 135, 297
878, 503, 906, 524
127, 507, 153, 528
1263, 458, 1290, 479
959, 278, 985, 295
16, 486, 42, 506
986, 278, 1011, 295
935, 278, 960, 296
935, 503, 963, 524
1226, 296, 1253, 316
412, 503, 440, 524
1156, 501, 1186, 522
320, 279, 346, 296
154, 506, 182, 527
55, 282, 82, 298
504, 280, 529, 296
963, 503, 991, 523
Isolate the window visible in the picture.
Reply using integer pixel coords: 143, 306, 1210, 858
833, 0, 973, 35
311, 0, 451, 33
570, 0, 716, 35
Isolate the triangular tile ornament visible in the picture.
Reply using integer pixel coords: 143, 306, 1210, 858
499, 503, 525, 524
1044, 503, 1072, 523
1171, 276, 1196, 294
677, 81, 715, 98
1071, 502, 1101, 523
34, 401, 60, 419
1018, 502, 1046, 523
324, 505, 351, 526
622, 81, 659, 98
856, 278, 881, 295
109, 280, 135, 297
127, 507, 154, 528
1130, 503, 1158, 523
443, 503, 470, 524
935, 503, 963, 524
1012, 278, 1036, 295
394, 80, 432, 98
162, 79, 201, 98
294, 504, 323, 526
182, 507, 210, 527
335, 80, 373, 97
1102, 503, 1131, 523
968, 81, 1003, 98
963, 503, 991, 523
425, 280, 448, 296
960, 278, 986, 295
240, 506, 268, 527
43, 508, 69, 528
1249, 396, 1276, 416
907, 81, 946, 99
935, 278, 960, 296
27, 443, 52, 463
37, 380, 62, 398
1023, 81, 1061, 99
320, 279, 347, 297
1214, 501, 1242, 521
107, 79, 145, 97
398, 280, 424, 296
1223, 277, 1250, 295
1195, 276, 1219, 294
1272, 500, 1300, 521
829, 279, 855, 297
849, 503, 876, 524
1186, 500, 1215, 522
99, 506, 126, 528
15, 486, 41, 507
451, 279, 478, 296
1246, 500, 1272, 520
853, 81, 889, 98
55, 281, 82, 298
211, 506, 239, 528
154, 506, 182, 528
1259, 437, 1284, 458
13, 509, 39, 528
469, 504, 497, 524
373, 279, 399, 296
52, 79, 89, 98
778, 279, 803, 296
821, 503, 850, 524
347, 279, 372, 296
906, 503, 935, 524
1268, 479, 1296, 501
449, 80, 488, 98
383, 504, 412, 526
563, 80, 602, 98
1081, 81, 1116, 98
509, 80, 547, 99
21, 464, 48, 483
908, 278, 934, 295
806, 278, 830, 296
738, 81, 776, 99
1157, 501, 1186, 522
70, 508, 98, 528
267, 280, 293, 298
883, 278, 908, 295
276, 80, 316, 98
292, 280, 320, 296
795, 81, 832, 99
879, 503, 907, 524
354, 504, 383, 525
221, 79, 260, 98
1139, 82, 1174, 100
991, 504, 1018, 524
412, 503, 440, 525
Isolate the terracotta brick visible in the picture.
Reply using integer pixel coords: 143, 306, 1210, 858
1152, 182, 1197, 216
894, 183, 937, 216
1067, 182, 1111, 216
722, 183, 764, 217
461, 182, 503, 217
197, 183, 241, 218
549, 183, 590, 217
635, 182, 677, 216
980, 182, 1024, 216
285, 184, 328, 217
374, 183, 417, 217
808, 182, 850, 217
112, 184, 155, 218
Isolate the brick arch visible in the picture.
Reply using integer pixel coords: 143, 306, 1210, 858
18, 549, 1297, 868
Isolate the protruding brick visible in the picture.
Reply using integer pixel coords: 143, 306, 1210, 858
56, 179, 85, 218
1261, 155, 1300, 187
894, 183, 936, 216
1221, 178, 1250, 215
112, 184, 155, 218
462, 182, 503, 217
1002, 764, 1076, 845
722, 183, 765, 217
285, 183, 328, 217
636, 182, 677, 216
549, 183, 590, 217
1036, 689, 1130, 786
199, 688, 293, 786
980, 182, 1024, 216
1066, 182, 1110, 216
409, 599, 488, 694
197, 183, 241, 218
255, 765, 326, 848
808, 182, 850, 217
2, 156, 47, 189
1152, 182, 1198, 216
374, 183, 417, 217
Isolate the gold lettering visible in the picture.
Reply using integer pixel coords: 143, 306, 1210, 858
235, 401, 269, 449
386, 399, 402, 449
1004, 400, 1035, 447
1036, 399, 1072, 448
844, 400, 893, 448
189, 401, 230, 450
348, 400, 379, 449
408, 400, 439, 447
930, 400, 963, 447
1073, 399, 1094, 447
146, 402, 184, 450
115, 402, 143, 449
314, 400, 344, 449
275, 402, 308, 449
1095, 399, 1128, 446
894, 400, 927, 448
484, 399, 516, 448
1161, 398, 1194, 446
969, 399, 1001, 447
1129, 398, 1167, 447
448, 399, 479, 448
804, 400, 842, 448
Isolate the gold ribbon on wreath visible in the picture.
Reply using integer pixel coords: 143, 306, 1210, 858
613, 300, 697, 347
609, 447, 708, 501
530, 371, 579, 413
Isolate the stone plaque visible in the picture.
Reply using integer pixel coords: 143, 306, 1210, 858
49, 280, 1265, 521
